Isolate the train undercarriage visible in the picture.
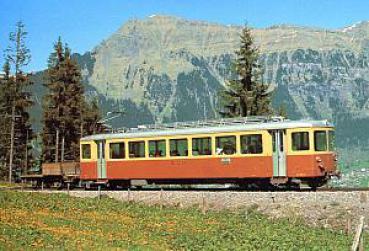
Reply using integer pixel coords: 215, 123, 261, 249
21, 161, 336, 191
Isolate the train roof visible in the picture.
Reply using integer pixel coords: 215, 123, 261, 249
81, 118, 334, 142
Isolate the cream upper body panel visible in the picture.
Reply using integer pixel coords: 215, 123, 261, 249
102, 130, 272, 161
79, 120, 334, 161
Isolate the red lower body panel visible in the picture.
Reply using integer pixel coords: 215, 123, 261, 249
80, 153, 337, 181
81, 157, 272, 180
287, 153, 337, 177
80, 161, 97, 180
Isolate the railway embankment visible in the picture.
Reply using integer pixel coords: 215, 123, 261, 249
31, 189, 369, 231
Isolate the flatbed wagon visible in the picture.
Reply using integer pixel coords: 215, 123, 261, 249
21, 161, 80, 188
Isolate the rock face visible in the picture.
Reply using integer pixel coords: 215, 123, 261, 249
33, 16, 369, 162
88, 16, 241, 125
87, 16, 369, 121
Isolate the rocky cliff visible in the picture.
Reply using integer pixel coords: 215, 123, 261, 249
87, 16, 369, 121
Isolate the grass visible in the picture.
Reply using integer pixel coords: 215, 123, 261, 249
333, 159, 369, 187
0, 191, 364, 250
0, 182, 19, 188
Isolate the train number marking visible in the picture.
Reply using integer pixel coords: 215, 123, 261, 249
221, 158, 231, 165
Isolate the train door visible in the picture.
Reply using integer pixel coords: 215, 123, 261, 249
95, 140, 107, 179
271, 130, 286, 177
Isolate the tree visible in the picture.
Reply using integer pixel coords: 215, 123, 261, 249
220, 24, 272, 117
82, 98, 104, 135
42, 38, 103, 163
0, 61, 12, 179
1, 21, 33, 182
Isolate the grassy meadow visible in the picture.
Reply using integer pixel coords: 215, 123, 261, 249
0, 191, 364, 250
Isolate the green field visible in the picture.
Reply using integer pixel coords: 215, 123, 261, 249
0, 191, 363, 250
333, 159, 369, 187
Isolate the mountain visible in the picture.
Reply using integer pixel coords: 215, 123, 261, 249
88, 17, 369, 121
30, 16, 369, 164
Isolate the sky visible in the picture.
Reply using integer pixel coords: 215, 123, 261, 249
2, 0, 369, 71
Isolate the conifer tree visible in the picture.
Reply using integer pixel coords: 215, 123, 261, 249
221, 24, 272, 117
0, 61, 12, 178
42, 38, 103, 163
2, 21, 33, 181
82, 98, 104, 135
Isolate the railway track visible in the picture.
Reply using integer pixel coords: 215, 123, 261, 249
2, 185, 369, 192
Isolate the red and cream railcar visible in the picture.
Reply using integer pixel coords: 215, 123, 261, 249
79, 118, 339, 189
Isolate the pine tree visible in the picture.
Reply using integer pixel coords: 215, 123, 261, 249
0, 61, 12, 179
42, 38, 103, 163
220, 24, 272, 117
82, 98, 104, 136
2, 21, 33, 182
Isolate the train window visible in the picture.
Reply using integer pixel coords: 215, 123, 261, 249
149, 140, 166, 157
291, 132, 309, 151
81, 144, 91, 159
240, 134, 263, 154
216, 136, 236, 155
170, 139, 188, 156
314, 131, 327, 151
129, 141, 145, 158
110, 142, 125, 159
328, 131, 335, 151
192, 137, 212, 156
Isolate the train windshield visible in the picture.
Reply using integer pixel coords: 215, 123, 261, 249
314, 131, 327, 151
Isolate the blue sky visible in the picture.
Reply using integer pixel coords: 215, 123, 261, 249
2, 0, 369, 71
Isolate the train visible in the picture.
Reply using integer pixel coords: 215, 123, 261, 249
22, 117, 339, 190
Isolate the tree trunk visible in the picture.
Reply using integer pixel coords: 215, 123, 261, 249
55, 128, 59, 163
8, 104, 15, 183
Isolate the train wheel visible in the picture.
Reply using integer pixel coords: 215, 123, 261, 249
84, 182, 92, 190
121, 181, 131, 190
286, 180, 300, 191
107, 181, 130, 190
107, 182, 120, 190
307, 178, 327, 191
255, 179, 275, 191
56, 181, 65, 190
237, 179, 274, 191
237, 182, 257, 190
